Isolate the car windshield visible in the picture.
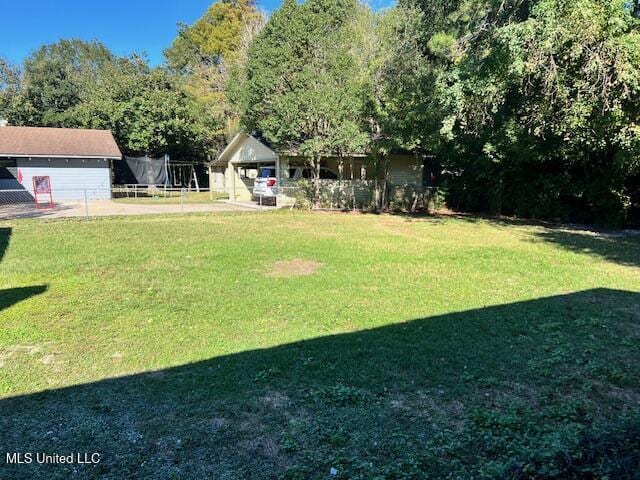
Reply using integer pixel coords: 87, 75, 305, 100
259, 168, 275, 178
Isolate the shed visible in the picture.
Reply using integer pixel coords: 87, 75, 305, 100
0, 126, 122, 201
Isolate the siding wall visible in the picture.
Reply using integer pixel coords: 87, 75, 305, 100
16, 158, 112, 201
280, 154, 422, 184
387, 155, 423, 185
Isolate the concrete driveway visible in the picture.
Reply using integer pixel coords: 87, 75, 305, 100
0, 200, 260, 220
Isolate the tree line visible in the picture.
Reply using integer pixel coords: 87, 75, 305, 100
1, 0, 639, 225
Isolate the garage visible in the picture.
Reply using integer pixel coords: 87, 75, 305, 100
0, 125, 122, 202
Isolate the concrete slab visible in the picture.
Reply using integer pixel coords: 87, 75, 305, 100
0, 200, 257, 221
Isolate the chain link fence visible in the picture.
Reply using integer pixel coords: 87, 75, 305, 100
0, 181, 440, 220
0, 187, 236, 220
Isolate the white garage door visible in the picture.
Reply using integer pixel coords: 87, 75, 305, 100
17, 158, 112, 201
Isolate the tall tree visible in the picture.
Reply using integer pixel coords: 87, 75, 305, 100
2, 40, 219, 159
240, 0, 368, 205
68, 57, 218, 158
402, 0, 640, 225
349, 4, 434, 208
164, 0, 265, 141
0, 58, 21, 120
12, 39, 114, 126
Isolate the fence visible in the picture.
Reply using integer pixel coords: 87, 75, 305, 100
207, 180, 440, 212
0, 181, 440, 220
0, 186, 233, 220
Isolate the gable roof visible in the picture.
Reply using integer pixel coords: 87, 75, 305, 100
210, 133, 277, 166
0, 126, 122, 159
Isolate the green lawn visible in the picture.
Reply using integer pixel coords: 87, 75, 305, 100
112, 190, 229, 204
1, 212, 639, 479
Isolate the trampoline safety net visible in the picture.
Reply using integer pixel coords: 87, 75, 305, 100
114, 156, 169, 185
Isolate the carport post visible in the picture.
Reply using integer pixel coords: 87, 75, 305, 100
232, 165, 237, 201
275, 155, 281, 206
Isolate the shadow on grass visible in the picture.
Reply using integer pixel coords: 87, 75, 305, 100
1, 288, 639, 479
534, 229, 640, 268
389, 211, 640, 268
0, 285, 48, 313
0, 227, 47, 312
0, 226, 10, 261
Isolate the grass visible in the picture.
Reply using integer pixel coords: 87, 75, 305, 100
112, 190, 228, 204
0, 212, 639, 479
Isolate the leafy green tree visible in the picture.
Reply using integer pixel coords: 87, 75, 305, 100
239, 0, 368, 205
402, 0, 640, 225
2, 39, 219, 159
349, 4, 435, 208
68, 57, 218, 158
0, 58, 21, 119
10, 39, 114, 126
165, 0, 262, 72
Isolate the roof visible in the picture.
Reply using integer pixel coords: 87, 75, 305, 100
0, 126, 122, 159
210, 132, 277, 166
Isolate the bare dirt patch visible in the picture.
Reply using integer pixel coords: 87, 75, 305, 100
266, 259, 322, 278
0, 343, 49, 368
261, 391, 290, 409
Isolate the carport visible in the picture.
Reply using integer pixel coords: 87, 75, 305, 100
208, 133, 279, 202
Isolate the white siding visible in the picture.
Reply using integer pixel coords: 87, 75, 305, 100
16, 158, 112, 201
229, 136, 277, 164
211, 167, 226, 189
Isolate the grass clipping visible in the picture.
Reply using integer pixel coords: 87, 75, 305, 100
266, 258, 322, 278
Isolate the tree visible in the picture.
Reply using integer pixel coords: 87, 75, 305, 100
402, 0, 640, 225
165, 0, 262, 72
164, 0, 265, 141
349, 4, 435, 209
239, 0, 368, 205
11, 39, 114, 126
0, 58, 21, 120
2, 39, 219, 159
68, 57, 219, 158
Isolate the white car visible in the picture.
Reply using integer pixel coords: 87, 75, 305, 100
253, 166, 279, 201
253, 165, 339, 202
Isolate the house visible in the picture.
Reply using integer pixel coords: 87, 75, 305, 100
0, 125, 122, 201
208, 132, 432, 206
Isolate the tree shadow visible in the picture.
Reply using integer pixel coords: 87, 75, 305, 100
384, 211, 640, 268
0, 285, 48, 313
533, 229, 640, 268
0, 226, 10, 261
0, 288, 638, 479
0, 227, 47, 312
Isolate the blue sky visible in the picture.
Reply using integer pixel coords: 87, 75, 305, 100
0, 0, 234, 66
1, 0, 393, 67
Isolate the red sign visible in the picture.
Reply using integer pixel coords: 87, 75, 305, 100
33, 176, 52, 194
32, 176, 54, 208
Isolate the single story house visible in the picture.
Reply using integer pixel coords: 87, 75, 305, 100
0, 125, 122, 201
208, 132, 433, 204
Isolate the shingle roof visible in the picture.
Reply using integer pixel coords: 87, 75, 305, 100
0, 126, 122, 159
